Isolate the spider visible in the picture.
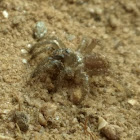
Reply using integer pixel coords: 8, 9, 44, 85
28, 36, 109, 100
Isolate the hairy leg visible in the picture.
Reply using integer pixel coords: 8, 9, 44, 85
31, 57, 63, 78
77, 37, 101, 54
29, 36, 66, 54
75, 68, 90, 94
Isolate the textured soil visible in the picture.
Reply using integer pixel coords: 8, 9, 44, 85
0, 0, 140, 140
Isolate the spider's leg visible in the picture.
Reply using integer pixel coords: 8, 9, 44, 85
31, 57, 50, 78
29, 45, 54, 60
49, 36, 66, 49
76, 37, 89, 53
55, 70, 65, 89
75, 67, 90, 94
79, 72, 90, 94
29, 40, 54, 54
29, 38, 66, 61
77, 37, 101, 54
29, 42, 65, 61
31, 57, 63, 78
29, 36, 66, 54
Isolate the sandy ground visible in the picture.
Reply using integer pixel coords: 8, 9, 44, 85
0, 0, 140, 140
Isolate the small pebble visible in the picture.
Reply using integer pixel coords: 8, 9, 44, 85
128, 99, 138, 105
101, 125, 120, 140
70, 88, 83, 104
38, 113, 47, 126
53, 40, 60, 47
98, 117, 108, 130
34, 21, 47, 39
13, 111, 29, 132
109, 15, 120, 28
123, 27, 129, 33
22, 59, 27, 64
2, 10, 9, 18
102, 34, 109, 39
27, 44, 32, 49
21, 49, 28, 54
95, 7, 103, 15
0, 109, 10, 114
66, 34, 76, 41
40, 102, 57, 118
55, 116, 59, 121
92, 25, 96, 29
72, 118, 78, 124
51, 31, 56, 35
98, 117, 120, 140
88, 8, 95, 14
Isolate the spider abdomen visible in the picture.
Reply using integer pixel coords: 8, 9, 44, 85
84, 53, 109, 75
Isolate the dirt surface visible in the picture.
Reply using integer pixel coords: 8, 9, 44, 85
0, 0, 140, 140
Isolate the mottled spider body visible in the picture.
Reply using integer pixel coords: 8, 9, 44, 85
29, 36, 109, 99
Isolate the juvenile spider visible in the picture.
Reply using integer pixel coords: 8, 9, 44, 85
28, 36, 109, 103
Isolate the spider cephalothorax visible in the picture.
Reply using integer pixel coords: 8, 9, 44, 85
28, 36, 109, 102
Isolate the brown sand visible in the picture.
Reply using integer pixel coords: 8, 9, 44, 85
0, 0, 140, 139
